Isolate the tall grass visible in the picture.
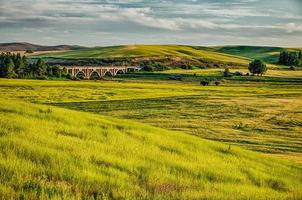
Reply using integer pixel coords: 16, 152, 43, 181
0, 99, 301, 199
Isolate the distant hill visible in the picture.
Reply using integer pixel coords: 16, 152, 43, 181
0, 42, 83, 52
3, 43, 300, 67
214, 46, 302, 64
32, 45, 250, 67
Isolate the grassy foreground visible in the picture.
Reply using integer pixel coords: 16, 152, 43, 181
1, 99, 302, 199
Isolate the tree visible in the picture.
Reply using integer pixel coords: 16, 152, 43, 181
4, 58, 16, 78
51, 65, 62, 77
35, 58, 46, 76
299, 51, 302, 60
279, 51, 299, 66
248, 60, 267, 76
14, 53, 26, 78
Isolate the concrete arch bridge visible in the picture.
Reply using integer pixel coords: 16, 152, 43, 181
67, 66, 142, 79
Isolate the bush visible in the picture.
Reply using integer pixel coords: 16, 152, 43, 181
215, 81, 220, 86
143, 65, 154, 72
223, 68, 232, 77
65, 73, 73, 79
180, 64, 193, 70
200, 80, 210, 86
234, 71, 243, 76
290, 66, 295, 71
170, 74, 182, 81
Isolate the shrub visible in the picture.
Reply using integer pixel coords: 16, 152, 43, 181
200, 80, 210, 86
180, 64, 193, 70
170, 74, 182, 81
234, 71, 244, 76
215, 81, 220, 86
65, 73, 73, 79
223, 68, 232, 77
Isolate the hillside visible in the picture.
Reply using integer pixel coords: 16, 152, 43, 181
0, 42, 82, 52
33, 45, 249, 65
0, 99, 302, 199
214, 46, 302, 64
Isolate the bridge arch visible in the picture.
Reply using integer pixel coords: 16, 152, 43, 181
116, 69, 125, 75
76, 71, 86, 79
104, 71, 113, 77
89, 71, 101, 80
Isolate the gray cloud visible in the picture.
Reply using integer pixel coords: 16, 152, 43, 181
0, 0, 301, 46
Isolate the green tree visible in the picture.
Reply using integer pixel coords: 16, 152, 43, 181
248, 60, 267, 76
279, 51, 299, 66
35, 58, 46, 76
298, 51, 302, 60
52, 65, 62, 77
4, 58, 16, 78
14, 53, 26, 78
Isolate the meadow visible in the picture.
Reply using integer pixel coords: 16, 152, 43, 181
1, 69, 302, 161
0, 99, 302, 199
1, 47, 302, 199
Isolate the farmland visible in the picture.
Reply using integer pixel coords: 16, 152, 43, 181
1, 68, 302, 159
1, 97, 302, 199
1, 45, 302, 199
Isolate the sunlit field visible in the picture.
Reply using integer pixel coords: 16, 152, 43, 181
0, 99, 302, 199
1, 0, 302, 198
1, 69, 302, 161
1, 63, 302, 199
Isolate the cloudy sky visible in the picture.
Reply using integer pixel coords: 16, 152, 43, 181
0, 0, 301, 47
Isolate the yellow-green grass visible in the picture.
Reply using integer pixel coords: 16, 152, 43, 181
162, 68, 302, 78
0, 79, 200, 103
1, 99, 302, 199
1, 78, 302, 159
33, 45, 249, 65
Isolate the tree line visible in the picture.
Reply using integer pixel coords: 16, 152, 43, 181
0, 52, 71, 79
278, 51, 302, 66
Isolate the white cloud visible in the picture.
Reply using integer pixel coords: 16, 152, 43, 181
0, 0, 301, 46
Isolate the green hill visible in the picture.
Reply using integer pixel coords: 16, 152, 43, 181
0, 99, 302, 199
214, 46, 302, 64
33, 45, 249, 65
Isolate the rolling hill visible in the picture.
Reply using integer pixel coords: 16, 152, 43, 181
0, 99, 302, 199
32, 45, 250, 65
214, 46, 302, 64
0, 42, 82, 52
3, 43, 301, 67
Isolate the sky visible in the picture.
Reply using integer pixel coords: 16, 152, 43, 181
0, 0, 301, 47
